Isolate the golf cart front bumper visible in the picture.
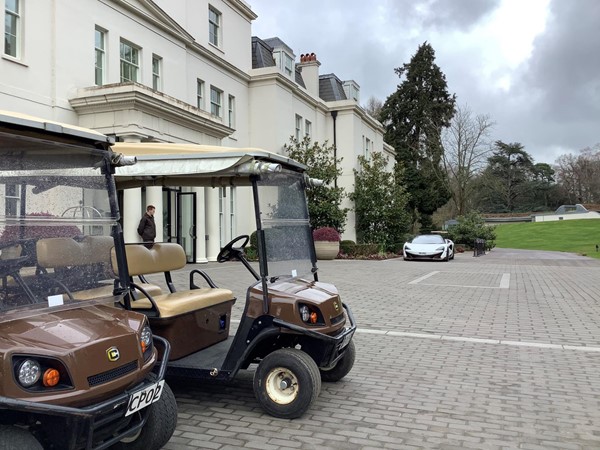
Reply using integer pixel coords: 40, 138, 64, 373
273, 303, 357, 368
0, 336, 171, 450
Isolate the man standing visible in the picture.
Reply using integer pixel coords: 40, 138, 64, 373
137, 205, 156, 248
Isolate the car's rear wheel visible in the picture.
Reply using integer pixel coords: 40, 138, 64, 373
320, 340, 356, 382
254, 348, 321, 419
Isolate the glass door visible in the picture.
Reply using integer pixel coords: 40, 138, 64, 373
176, 191, 196, 263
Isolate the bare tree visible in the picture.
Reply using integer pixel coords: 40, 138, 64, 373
555, 145, 600, 203
363, 96, 383, 120
441, 104, 495, 215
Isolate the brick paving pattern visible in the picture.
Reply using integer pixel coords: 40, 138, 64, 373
146, 248, 600, 449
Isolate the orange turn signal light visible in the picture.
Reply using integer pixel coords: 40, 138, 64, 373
140, 340, 147, 353
310, 312, 318, 324
43, 368, 60, 387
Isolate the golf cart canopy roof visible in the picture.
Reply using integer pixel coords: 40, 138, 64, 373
113, 142, 308, 189
0, 109, 112, 145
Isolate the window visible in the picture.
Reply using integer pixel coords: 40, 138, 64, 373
120, 40, 139, 82
228, 95, 235, 128
305, 120, 312, 138
4, 0, 20, 57
364, 137, 372, 160
210, 86, 222, 117
295, 114, 303, 140
5, 184, 20, 216
196, 79, 205, 109
284, 53, 293, 76
94, 27, 106, 86
152, 55, 162, 91
208, 6, 221, 47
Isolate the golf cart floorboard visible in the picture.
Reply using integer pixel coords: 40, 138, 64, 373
168, 336, 233, 370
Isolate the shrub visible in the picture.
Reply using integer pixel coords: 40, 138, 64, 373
447, 211, 496, 248
340, 240, 356, 255
313, 227, 340, 242
284, 136, 348, 232
352, 243, 379, 257
249, 230, 258, 248
0, 212, 81, 242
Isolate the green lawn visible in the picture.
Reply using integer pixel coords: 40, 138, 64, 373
493, 219, 600, 259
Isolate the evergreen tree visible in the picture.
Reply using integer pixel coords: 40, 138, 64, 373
351, 152, 411, 252
380, 42, 456, 231
482, 141, 535, 212
283, 136, 348, 232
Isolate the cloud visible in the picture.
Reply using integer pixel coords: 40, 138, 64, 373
249, 0, 599, 164
386, 0, 501, 30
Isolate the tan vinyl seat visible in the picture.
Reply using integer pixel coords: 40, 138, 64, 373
111, 243, 234, 318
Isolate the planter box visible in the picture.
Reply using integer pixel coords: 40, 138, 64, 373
314, 241, 339, 260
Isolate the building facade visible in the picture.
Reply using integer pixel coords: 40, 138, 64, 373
1, 0, 392, 261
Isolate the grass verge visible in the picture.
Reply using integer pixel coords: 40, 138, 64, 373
494, 219, 600, 259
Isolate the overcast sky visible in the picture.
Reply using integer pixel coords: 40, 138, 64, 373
249, 0, 600, 165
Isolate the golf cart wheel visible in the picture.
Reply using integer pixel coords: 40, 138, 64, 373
320, 339, 356, 382
113, 381, 178, 450
253, 348, 321, 419
0, 425, 42, 450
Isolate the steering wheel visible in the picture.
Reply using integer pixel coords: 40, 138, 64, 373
217, 235, 249, 263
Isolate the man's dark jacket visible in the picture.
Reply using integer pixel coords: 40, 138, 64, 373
137, 213, 156, 242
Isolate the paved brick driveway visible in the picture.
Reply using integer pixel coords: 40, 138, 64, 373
153, 248, 600, 449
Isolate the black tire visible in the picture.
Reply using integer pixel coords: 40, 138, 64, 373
112, 381, 178, 450
253, 348, 321, 419
320, 340, 356, 382
0, 425, 43, 450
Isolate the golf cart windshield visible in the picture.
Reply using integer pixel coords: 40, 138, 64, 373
0, 131, 119, 314
255, 171, 316, 280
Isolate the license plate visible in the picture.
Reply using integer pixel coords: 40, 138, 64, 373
125, 380, 165, 417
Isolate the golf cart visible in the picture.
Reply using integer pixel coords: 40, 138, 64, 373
114, 143, 357, 418
0, 111, 177, 449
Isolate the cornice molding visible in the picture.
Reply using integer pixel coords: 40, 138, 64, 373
225, 0, 258, 21
69, 83, 233, 139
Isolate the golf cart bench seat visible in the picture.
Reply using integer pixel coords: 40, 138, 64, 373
115, 243, 235, 360
114, 243, 235, 317
35, 237, 161, 300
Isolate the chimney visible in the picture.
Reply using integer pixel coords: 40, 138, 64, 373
298, 52, 321, 97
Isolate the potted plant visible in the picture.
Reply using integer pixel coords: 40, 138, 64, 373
313, 227, 341, 260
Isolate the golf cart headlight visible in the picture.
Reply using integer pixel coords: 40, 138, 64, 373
18, 359, 41, 387
436, 246, 445, 251
299, 305, 310, 322
140, 325, 153, 355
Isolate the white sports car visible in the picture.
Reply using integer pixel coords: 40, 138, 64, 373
403, 234, 454, 261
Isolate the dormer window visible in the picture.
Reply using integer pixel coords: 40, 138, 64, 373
343, 80, 360, 102
283, 53, 293, 76
274, 50, 294, 78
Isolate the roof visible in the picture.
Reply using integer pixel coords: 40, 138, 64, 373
251, 36, 275, 69
263, 37, 294, 55
295, 66, 306, 88
319, 74, 348, 102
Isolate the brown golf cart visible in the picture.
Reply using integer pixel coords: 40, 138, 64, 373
113, 143, 357, 419
0, 111, 177, 449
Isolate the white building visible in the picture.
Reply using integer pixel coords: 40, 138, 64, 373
1, 0, 392, 261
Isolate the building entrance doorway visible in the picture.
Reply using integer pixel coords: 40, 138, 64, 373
176, 191, 196, 263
